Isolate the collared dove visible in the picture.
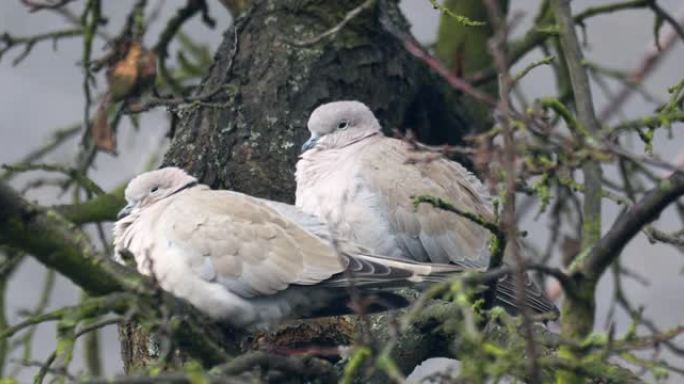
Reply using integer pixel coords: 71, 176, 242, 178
113, 167, 466, 328
296, 100, 557, 316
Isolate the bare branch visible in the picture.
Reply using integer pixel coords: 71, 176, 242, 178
398, 38, 498, 107
648, 1, 684, 46
574, 0, 649, 22
0, 180, 238, 365
1, 163, 105, 196
0, 181, 128, 294
0, 28, 82, 65
153, 0, 216, 94
19, 0, 78, 13
582, 171, 684, 279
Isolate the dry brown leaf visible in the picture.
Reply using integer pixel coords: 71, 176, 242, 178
91, 98, 117, 154
107, 41, 157, 101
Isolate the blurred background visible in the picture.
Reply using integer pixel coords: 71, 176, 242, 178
1, 0, 683, 381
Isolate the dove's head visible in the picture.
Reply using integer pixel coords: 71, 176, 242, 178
301, 100, 382, 153
118, 167, 198, 219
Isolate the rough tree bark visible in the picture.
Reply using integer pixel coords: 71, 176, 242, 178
121, 0, 485, 374
163, 0, 479, 200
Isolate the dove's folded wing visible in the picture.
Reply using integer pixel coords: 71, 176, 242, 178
157, 188, 347, 298
357, 138, 493, 267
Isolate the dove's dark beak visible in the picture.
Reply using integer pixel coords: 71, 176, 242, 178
117, 202, 135, 219
301, 135, 319, 153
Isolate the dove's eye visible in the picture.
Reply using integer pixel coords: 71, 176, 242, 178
150, 185, 159, 193
337, 121, 350, 130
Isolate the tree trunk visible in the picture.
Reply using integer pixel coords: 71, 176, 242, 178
164, 0, 478, 199
121, 0, 480, 373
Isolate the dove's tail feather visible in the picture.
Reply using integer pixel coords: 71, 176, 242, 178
319, 252, 465, 289
488, 274, 560, 319
321, 252, 559, 319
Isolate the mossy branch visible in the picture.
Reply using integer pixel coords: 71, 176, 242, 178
55, 184, 126, 224
538, 97, 583, 135
412, 194, 501, 235
0, 180, 236, 366
609, 110, 684, 134
512, 55, 555, 83
0, 181, 129, 295
428, 0, 486, 28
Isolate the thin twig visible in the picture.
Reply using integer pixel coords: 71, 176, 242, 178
0, 29, 82, 65
600, 4, 684, 121
574, 0, 649, 22
470, 0, 654, 86
1, 163, 104, 196
0, 124, 80, 182
609, 110, 684, 134
287, 0, 377, 47
80, 0, 102, 154
399, 38, 498, 107
154, 0, 215, 95
644, 225, 684, 246
20, 0, 77, 12
125, 85, 228, 114
11, 269, 55, 374
512, 55, 555, 84
649, 1, 684, 45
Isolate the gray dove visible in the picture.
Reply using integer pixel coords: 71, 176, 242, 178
296, 100, 557, 316
113, 167, 466, 328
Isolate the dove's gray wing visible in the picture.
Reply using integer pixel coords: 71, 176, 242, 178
156, 188, 347, 299
257, 196, 464, 288
355, 137, 494, 267
354, 145, 558, 315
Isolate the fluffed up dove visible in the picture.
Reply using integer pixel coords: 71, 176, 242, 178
113, 167, 467, 328
296, 100, 558, 317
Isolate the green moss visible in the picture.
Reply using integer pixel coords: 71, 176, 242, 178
532, 173, 552, 213
184, 361, 209, 384
341, 347, 371, 384
556, 279, 597, 383
659, 178, 673, 192
581, 215, 602, 248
